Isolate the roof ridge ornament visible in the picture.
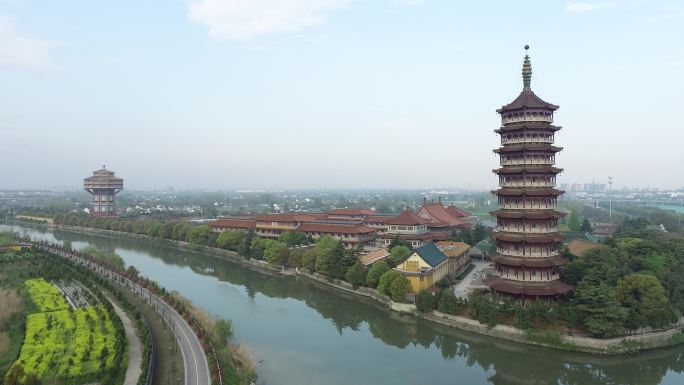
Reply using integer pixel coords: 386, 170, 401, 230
522, 44, 532, 91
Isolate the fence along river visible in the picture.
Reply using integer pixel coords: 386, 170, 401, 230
3, 223, 684, 385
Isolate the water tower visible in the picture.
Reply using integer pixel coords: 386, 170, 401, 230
83, 165, 124, 217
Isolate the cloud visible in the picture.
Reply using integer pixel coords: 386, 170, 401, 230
187, 0, 355, 40
565, 1, 642, 13
0, 14, 55, 70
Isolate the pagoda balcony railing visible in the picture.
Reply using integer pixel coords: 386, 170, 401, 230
496, 249, 560, 258
501, 137, 554, 145
500, 181, 555, 188
495, 226, 559, 233
502, 115, 553, 124
499, 204, 556, 210
500, 159, 555, 166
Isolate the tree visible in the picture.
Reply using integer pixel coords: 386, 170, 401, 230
389, 276, 411, 302
615, 273, 677, 331
388, 245, 412, 267
264, 241, 289, 266
239, 228, 255, 257
301, 249, 317, 272
280, 231, 309, 247
438, 289, 459, 315
573, 281, 626, 337
187, 225, 212, 245
217, 230, 245, 251
389, 235, 411, 250
377, 270, 401, 294
472, 224, 487, 244
460, 227, 474, 245
215, 319, 233, 342
314, 236, 345, 278
250, 238, 269, 260
344, 261, 367, 288
416, 289, 435, 313
367, 261, 390, 288
580, 217, 593, 232
126, 265, 140, 280
567, 208, 581, 231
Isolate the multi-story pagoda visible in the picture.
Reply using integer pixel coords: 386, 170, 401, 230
486, 46, 573, 300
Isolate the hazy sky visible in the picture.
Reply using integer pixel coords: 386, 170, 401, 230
1, 0, 683, 191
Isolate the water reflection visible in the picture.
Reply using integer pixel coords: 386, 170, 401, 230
3, 223, 684, 385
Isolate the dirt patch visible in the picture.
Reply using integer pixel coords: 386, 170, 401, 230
0, 332, 8, 355
0, 289, 22, 320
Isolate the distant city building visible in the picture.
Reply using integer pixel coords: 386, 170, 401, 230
559, 183, 569, 191
571, 183, 582, 192
83, 165, 123, 217
486, 46, 572, 300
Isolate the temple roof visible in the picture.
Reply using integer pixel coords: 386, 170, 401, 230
446, 205, 471, 218
491, 209, 566, 219
327, 208, 376, 216
492, 188, 564, 197
210, 218, 256, 229
486, 276, 573, 296
298, 223, 376, 234
385, 209, 432, 226
493, 144, 562, 153
418, 201, 467, 227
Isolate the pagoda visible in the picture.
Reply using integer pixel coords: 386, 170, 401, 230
485, 46, 573, 300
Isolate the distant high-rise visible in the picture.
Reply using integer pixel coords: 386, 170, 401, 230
486, 46, 572, 300
83, 165, 124, 217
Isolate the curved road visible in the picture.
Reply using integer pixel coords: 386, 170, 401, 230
40, 244, 211, 385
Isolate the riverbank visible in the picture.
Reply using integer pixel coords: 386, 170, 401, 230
13, 221, 684, 355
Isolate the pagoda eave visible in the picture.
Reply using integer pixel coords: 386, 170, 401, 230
489, 209, 567, 219
493, 167, 563, 175
486, 276, 573, 296
492, 231, 565, 243
490, 254, 569, 268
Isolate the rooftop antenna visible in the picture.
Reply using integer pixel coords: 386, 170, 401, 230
608, 176, 614, 222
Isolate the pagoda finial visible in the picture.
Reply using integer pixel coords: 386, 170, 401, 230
522, 44, 532, 91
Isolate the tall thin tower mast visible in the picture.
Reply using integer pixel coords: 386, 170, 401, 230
83, 165, 124, 217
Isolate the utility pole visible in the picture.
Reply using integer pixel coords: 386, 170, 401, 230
608, 176, 614, 222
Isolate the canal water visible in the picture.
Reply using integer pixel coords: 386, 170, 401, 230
3, 224, 683, 385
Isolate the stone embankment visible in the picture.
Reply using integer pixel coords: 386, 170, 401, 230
36, 222, 684, 355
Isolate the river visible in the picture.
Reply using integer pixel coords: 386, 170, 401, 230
2, 223, 683, 385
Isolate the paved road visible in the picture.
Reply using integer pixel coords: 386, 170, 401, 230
41, 244, 211, 385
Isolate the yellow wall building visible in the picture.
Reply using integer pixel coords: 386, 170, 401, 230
395, 243, 449, 293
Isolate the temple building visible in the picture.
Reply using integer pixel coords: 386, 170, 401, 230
485, 46, 573, 300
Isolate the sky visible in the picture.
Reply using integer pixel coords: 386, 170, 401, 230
1, 0, 683, 191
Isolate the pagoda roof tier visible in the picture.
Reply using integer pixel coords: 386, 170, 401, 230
492, 231, 565, 243
486, 277, 573, 296
492, 188, 564, 197
493, 144, 562, 154
493, 166, 563, 175
495, 122, 561, 133
496, 90, 559, 113
490, 254, 569, 268
490, 209, 566, 219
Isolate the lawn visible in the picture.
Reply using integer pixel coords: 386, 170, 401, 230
24, 279, 69, 312
7, 306, 118, 380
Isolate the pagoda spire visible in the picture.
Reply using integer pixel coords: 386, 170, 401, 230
522, 44, 532, 91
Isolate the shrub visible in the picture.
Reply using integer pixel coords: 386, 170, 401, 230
377, 270, 401, 295
415, 290, 435, 313
366, 261, 390, 288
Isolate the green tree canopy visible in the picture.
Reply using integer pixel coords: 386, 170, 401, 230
389, 276, 411, 302
264, 241, 289, 266
388, 245, 412, 267
217, 230, 246, 251
415, 289, 435, 313
344, 261, 367, 288
567, 208, 581, 231
280, 231, 309, 247
377, 270, 401, 294
366, 261, 390, 288
615, 273, 677, 330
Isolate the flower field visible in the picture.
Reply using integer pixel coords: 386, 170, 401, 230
9, 306, 118, 379
24, 279, 69, 312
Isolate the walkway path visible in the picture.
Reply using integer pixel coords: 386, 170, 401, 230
453, 261, 491, 298
107, 296, 143, 385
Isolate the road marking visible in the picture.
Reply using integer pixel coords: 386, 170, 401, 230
176, 312, 201, 385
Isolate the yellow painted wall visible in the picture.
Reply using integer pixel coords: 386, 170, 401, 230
397, 253, 449, 293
